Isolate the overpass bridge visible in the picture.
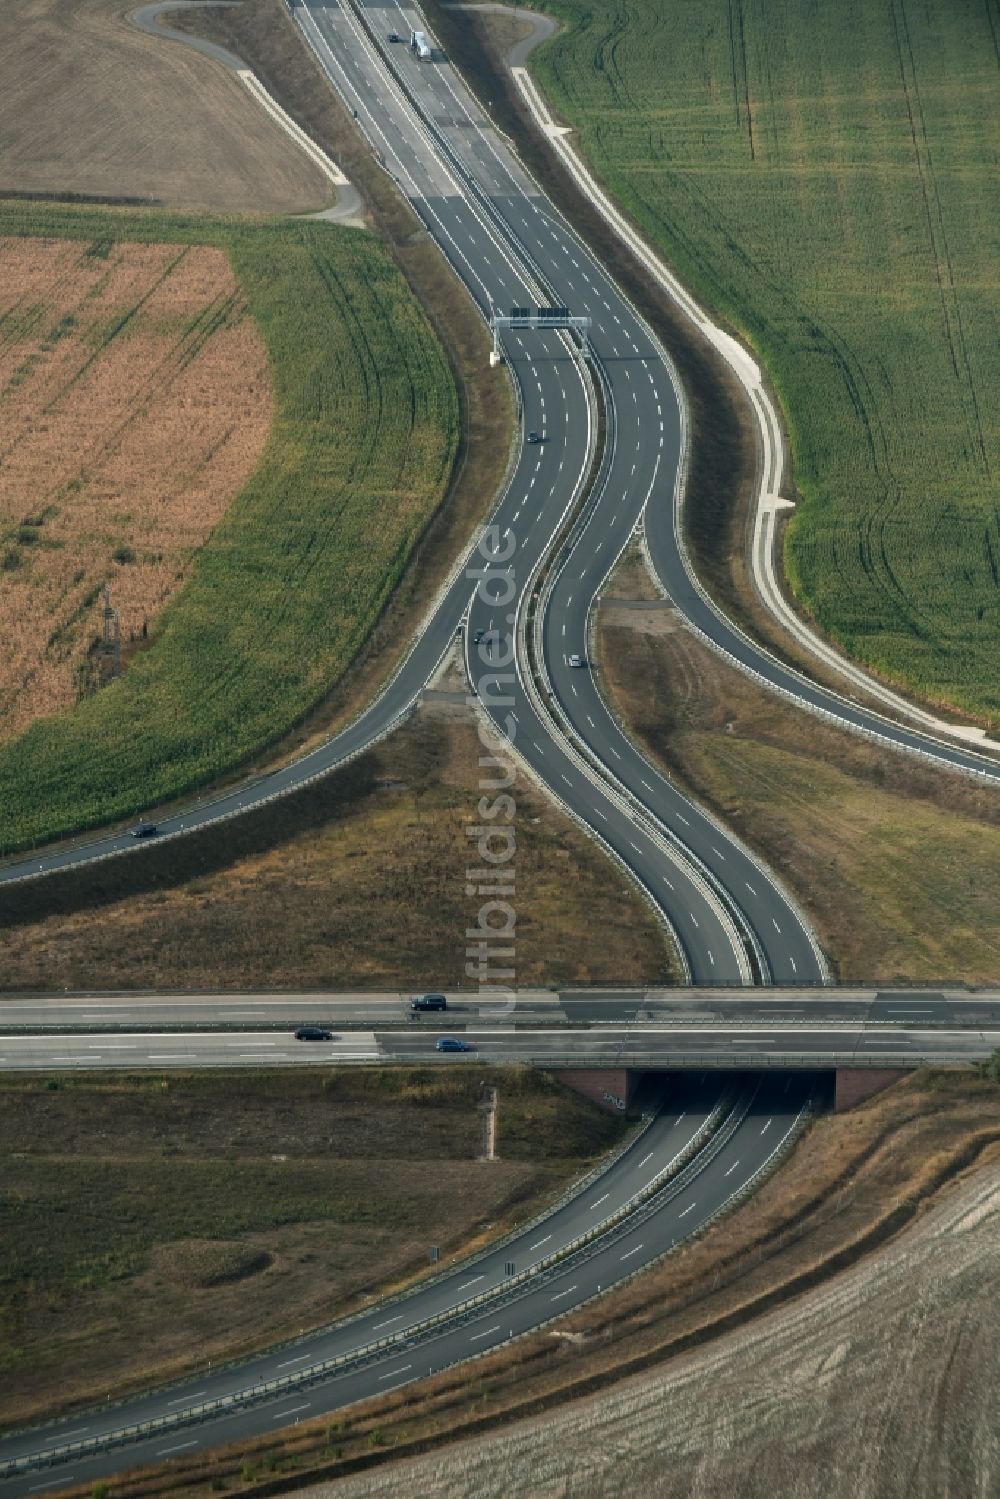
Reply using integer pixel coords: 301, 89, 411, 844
2, 986, 998, 1112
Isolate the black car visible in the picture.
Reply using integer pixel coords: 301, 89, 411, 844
410, 993, 448, 1012
295, 1026, 333, 1041
527, 430, 544, 444
387, 31, 400, 41
129, 822, 160, 838
473, 627, 486, 644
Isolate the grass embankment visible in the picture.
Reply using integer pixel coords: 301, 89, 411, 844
0, 1066, 627, 1428
526, 0, 1000, 724
0, 199, 458, 853
67, 1070, 1000, 1498
0, 701, 676, 989
596, 555, 999, 981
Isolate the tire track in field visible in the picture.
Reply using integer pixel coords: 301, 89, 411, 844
891, 0, 991, 478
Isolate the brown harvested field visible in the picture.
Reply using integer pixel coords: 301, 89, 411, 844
0, 699, 676, 990
0, 0, 330, 213
0, 1067, 627, 1428
0, 235, 270, 740
80, 1070, 1000, 1498
313, 1143, 1000, 1499
595, 548, 1000, 983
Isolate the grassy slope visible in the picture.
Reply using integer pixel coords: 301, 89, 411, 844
530, 0, 1000, 722
0, 704, 676, 989
596, 586, 999, 982
0, 1068, 626, 1425
0, 201, 458, 852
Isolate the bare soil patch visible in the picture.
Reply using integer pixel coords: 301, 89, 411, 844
0, 700, 675, 990
0, 1067, 626, 1428
0, 0, 330, 213
0, 235, 270, 740
595, 556, 1000, 983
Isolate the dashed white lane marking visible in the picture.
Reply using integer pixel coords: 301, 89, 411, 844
630, 842, 642, 853
746, 882, 757, 896
708, 950, 715, 965
772, 918, 782, 933
712, 847, 726, 860
724, 1160, 740, 1176
561, 774, 573, 787
371, 1316, 403, 1332
678, 1203, 696, 1218
157, 1440, 199, 1456
676, 812, 690, 825
761, 1119, 772, 1134
272, 1403, 310, 1420
551, 1284, 578, 1301
458, 1275, 485, 1290
637, 1151, 654, 1167
620, 1243, 644, 1261
529, 1234, 552, 1251
690, 913, 699, 928
277, 1354, 311, 1368
662, 876, 674, 889
470, 1325, 502, 1342
378, 1365, 412, 1381
590, 1193, 610, 1210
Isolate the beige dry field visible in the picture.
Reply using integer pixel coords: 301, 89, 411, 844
317, 1159, 1000, 1499
0, 235, 270, 740
0, 0, 329, 213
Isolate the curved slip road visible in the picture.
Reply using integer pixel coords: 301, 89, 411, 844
0, 1073, 820, 1494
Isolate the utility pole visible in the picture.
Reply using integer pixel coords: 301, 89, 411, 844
478, 1084, 498, 1160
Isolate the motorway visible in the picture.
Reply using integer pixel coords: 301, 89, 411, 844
0, 0, 994, 982
0, 1073, 818, 1494
0, 1023, 996, 1071
3, 987, 1000, 1031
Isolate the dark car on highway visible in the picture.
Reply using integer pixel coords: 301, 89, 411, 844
295, 1026, 334, 1041
129, 822, 160, 838
411, 993, 448, 1012
435, 1036, 472, 1052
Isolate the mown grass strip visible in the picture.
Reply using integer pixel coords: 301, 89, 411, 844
0, 200, 458, 851
528, 0, 999, 723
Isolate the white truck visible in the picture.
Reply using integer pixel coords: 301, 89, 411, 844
410, 28, 432, 60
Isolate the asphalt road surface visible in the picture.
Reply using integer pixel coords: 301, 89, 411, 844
2, 988, 998, 1032
0, 1024, 996, 1071
0, 1074, 819, 1494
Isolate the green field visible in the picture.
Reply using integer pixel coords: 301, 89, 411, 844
0, 201, 458, 852
530, 0, 1000, 723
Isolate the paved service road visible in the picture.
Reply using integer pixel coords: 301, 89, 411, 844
0, 1074, 820, 1495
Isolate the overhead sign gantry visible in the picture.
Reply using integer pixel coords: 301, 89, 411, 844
489, 305, 592, 365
